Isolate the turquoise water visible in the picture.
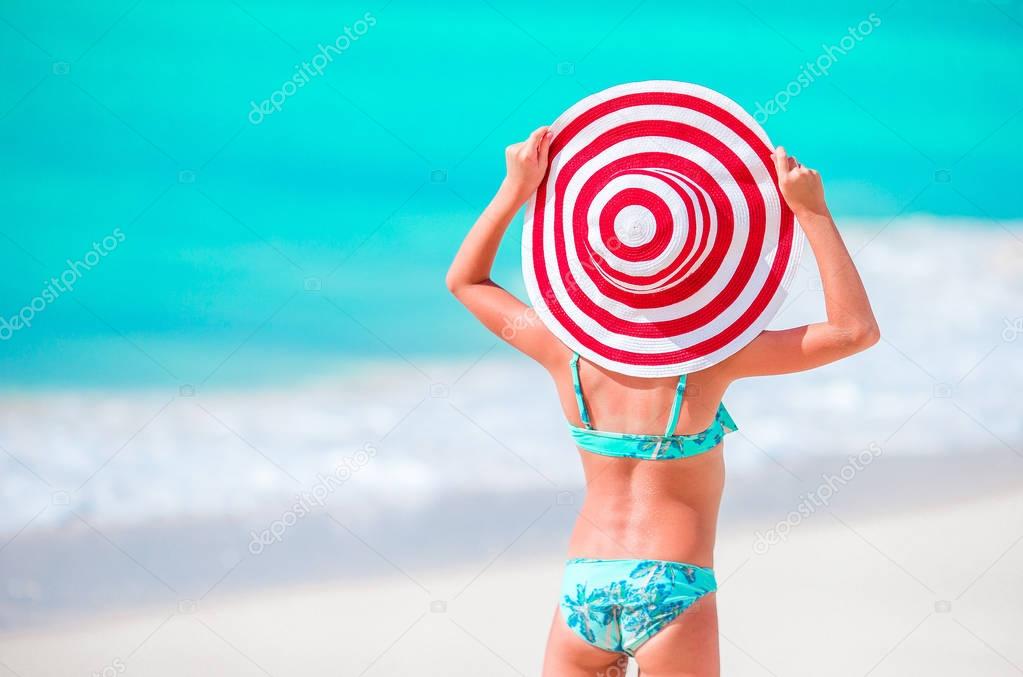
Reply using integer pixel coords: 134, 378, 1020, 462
1, 0, 1021, 386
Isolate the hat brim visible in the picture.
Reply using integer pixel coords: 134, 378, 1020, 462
522, 80, 804, 377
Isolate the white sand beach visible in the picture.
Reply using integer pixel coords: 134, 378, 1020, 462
2, 482, 1020, 677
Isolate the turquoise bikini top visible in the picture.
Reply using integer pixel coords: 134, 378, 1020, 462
568, 353, 737, 461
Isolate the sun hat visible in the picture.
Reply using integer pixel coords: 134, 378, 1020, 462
522, 80, 804, 377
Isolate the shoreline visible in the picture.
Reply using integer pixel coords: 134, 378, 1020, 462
2, 484, 1020, 676
2, 450, 1020, 635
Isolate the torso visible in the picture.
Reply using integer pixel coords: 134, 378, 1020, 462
550, 352, 732, 568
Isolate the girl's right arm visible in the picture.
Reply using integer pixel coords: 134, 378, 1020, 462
721, 146, 880, 379
445, 127, 568, 370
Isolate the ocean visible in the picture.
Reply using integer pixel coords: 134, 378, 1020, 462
1, 1, 1022, 537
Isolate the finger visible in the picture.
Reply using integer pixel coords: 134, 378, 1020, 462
524, 126, 548, 155
787, 156, 798, 171
773, 146, 789, 176
538, 129, 553, 165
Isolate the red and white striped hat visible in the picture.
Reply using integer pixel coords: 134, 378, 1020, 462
522, 81, 804, 377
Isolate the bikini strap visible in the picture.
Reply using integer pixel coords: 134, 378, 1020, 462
569, 353, 593, 430
663, 374, 687, 436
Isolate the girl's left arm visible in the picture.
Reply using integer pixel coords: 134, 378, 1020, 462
445, 127, 568, 370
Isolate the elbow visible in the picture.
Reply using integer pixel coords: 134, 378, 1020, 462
445, 270, 460, 296
866, 322, 881, 347
856, 320, 881, 349
445, 265, 467, 297
838, 321, 880, 353
445, 269, 491, 298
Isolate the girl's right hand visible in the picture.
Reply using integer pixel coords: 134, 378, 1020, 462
773, 146, 829, 219
500, 126, 553, 206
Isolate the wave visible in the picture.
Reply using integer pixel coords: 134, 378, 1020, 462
1, 218, 1020, 534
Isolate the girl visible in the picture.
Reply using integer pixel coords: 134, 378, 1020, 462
446, 126, 879, 677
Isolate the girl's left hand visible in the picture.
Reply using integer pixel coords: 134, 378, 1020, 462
501, 126, 553, 205
772, 146, 829, 219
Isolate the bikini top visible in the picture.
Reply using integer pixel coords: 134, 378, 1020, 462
568, 353, 737, 461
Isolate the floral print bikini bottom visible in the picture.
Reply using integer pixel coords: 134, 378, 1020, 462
560, 557, 717, 656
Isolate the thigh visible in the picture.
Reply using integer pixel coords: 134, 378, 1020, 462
633, 592, 719, 677
542, 606, 629, 677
